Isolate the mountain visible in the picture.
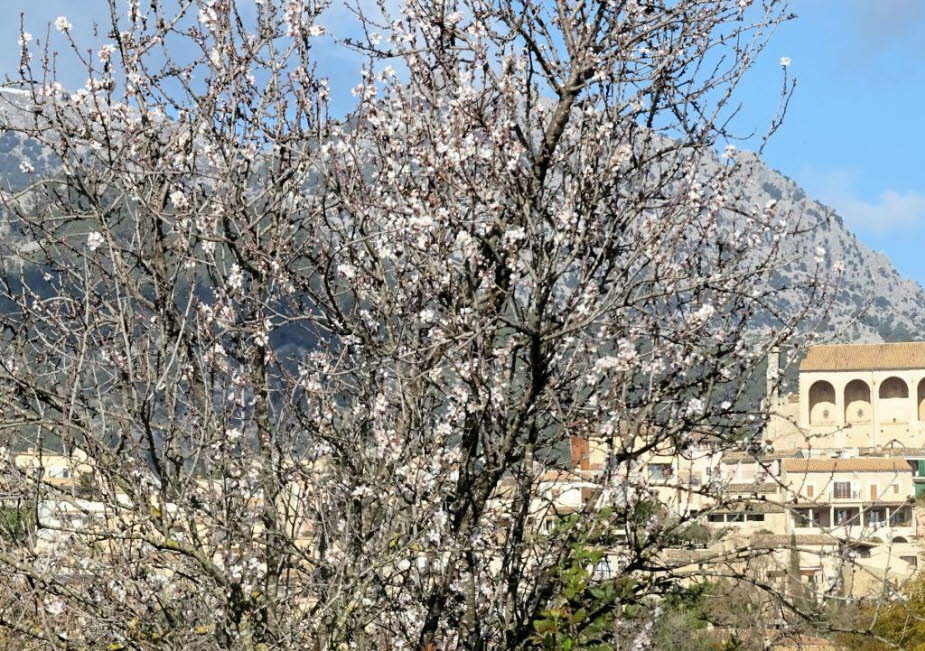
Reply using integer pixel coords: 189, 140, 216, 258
730, 150, 925, 345
0, 86, 922, 350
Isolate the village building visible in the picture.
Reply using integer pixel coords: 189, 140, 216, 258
561, 342, 925, 597
768, 343, 925, 471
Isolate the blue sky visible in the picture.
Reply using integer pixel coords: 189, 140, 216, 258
735, 0, 925, 285
1, 1, 924, 284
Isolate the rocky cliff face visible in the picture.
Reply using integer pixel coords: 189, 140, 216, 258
729, 150, 925, 345
0, 86, 921, 346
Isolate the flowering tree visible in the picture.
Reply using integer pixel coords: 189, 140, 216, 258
0, 0, 845, 648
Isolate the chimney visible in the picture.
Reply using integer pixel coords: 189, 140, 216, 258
570, 436, 590, 471
767, 347, 780, 405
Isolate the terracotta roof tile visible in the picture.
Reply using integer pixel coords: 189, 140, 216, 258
713, 501, 785, 514
782, 458, 911, 473
726, 482, 780, 494
800, 342, 925, 371
751, 533, 842, 546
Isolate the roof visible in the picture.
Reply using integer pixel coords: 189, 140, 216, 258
720, 451, 788, 464
800, 342, 925, 371
751, 533, 843, 547
713, 501, 785, 514
782, 458, 911, 473
538, 469, 593, 484
860, 447, 925, 457
725, 482, 780, 494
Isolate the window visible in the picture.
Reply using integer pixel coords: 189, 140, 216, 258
893, 483, 900, 495
728, 513, 745, 522
806, 484, 814, 498
867, 509, 885, 525
835, 508, 855, 525
746, 513, 765, 522
708, 514, 725, 523
647, 464, 672, 481
832, 482, 853, 499
853, 546, 871, 559
795, 509, 815, 528
902, 556, 918, 568
891, 509, 910, 526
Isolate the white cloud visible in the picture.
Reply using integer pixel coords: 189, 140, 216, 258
801, 168, 925, 233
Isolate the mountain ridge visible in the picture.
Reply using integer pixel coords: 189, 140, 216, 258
0, 86, 921, 347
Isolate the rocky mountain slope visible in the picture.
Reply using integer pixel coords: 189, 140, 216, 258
0, 86, 921, 349
731, 150, 925, 345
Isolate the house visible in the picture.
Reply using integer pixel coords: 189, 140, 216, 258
783, 457, 915, 542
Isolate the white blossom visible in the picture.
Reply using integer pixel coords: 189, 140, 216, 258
98, 44, 116, 63
170, 189, 190, 210
87, 231, 105, 251
226, 264, 244, 292
690, 303, 716, 324
686, 397, 705, 416
44, 598, 65, 616
54, 16, 72, 33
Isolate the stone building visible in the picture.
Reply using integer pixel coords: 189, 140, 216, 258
563, 342, 925, 596
783, 457, 915, 542
768, 342, 925, 453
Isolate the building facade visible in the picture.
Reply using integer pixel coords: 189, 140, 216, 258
562, 342, 925, 597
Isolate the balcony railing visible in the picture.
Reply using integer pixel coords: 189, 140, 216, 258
795, 522, 915, 534
829, 490, 861, 500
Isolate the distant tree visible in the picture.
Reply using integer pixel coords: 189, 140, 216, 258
836, 573, 925, 650
0, 504, 33, 543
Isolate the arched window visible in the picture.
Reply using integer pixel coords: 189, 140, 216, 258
892, 537, 909, 544
844, 379, 871, 424
879, 377, 910, 424
880, 377, 909, 399
808, 380, 836, 426
918, 378, 925, 421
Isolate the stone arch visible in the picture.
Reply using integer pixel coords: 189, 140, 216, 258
918, 378, 925, 421
868, 536, 883, 544
844, 379, 872, 424
879, 377, 910, 424
809, 380, 836, 426
893, 536, 909, 544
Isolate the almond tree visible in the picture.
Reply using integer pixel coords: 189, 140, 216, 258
0, 0, 840, 648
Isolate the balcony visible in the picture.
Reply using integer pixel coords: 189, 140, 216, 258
829, 489, 861, 501
912, 460, 925, 481
793, 523, 916, 541
792, 505, 915, 540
